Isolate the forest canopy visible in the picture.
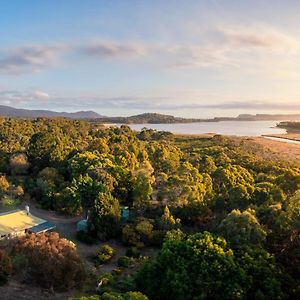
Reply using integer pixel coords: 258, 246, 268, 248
0, 117, 299, 299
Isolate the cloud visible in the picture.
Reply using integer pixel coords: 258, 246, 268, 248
89, 98, 300, 111
163, 25, 299, 69
219, 25, 299, 52
162, 45, 230, 68
1, 90, 298, 113
0, 24, 298, 75
80, 42, 146, 59
0, 45, 64, 74
178, 101, 300, 111
80, 42, 232, 68
34, 90, 50, 100
0, 90, 50, 105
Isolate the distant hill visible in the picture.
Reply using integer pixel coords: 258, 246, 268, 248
1, 105, 300, 123
98, 113, 204, 124
0, 105, 104, 119
99, 112, 300, 124
236, 114, 300, 121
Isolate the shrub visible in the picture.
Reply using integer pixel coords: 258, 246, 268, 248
69, 292, 148, 300
96, 245, 115, 264
122, 224, 141, 248
114, 275, 136, 293
126, 247, 141, 258
69, 296, 100, 300
0, 175, 9, 195
117, 256, 131, 268
11, 254, 28, 279
122, 218, 154, 248
123, 291, 148, 300
9, 232, 86, 291
1, 196, 20, 209
111, 268, 123, 276
0, 250, 12, 285
98, 272, 115, 286
135, 219, 153, 243
150, 230, 165, 246
76, 230, 96, 245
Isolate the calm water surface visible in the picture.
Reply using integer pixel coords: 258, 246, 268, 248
127, 121, 286, 136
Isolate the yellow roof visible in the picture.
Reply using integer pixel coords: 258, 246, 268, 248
0, 210, 46, 236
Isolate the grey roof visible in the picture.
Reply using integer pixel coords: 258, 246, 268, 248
28, 221, 55, 234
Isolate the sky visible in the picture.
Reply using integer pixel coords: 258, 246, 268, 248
1, 0, 300, 117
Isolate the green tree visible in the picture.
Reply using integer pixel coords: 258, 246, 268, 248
213, 165, 254, 193
218, 208, 267, 248
137, 232, 243, 300
132, 172, 153, 209
163, 162, 211, 206
89, 192, 121, 240
0, 175, 9, 195
56, 186, 83, 215
28, 130, 72, 169
68, 151, 107, 178
160, 206, 180, 230
136, 232, 285, 300
147, 142, 181, 174
276, 168, 300, 196
285, 191, 300, 232
9, 153, 29, 175
73, 173, 104, 209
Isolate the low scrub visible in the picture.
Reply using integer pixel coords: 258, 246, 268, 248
95, 244, 115, 265
0, 249, 12, 285
9, 232, 86, 291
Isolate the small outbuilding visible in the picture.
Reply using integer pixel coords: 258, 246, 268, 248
121, 206, 129, 222
76, 219, 88, 233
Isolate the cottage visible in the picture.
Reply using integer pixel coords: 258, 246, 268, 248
0, 209, 55, 238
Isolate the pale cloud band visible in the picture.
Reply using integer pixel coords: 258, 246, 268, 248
0, 24, 298, 75
0, 90, 298, 113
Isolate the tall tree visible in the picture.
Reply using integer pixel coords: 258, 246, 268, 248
89, 192, 121, 240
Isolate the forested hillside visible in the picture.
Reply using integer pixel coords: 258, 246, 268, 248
278, 121, 300, 132
0, 117, 299, 299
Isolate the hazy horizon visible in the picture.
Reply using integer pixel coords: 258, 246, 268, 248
1, 1, 300, 118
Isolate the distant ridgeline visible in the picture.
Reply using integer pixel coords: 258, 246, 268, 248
97, 113, 300, 124
1, 104, 300, 123
0, 105, 104, 119
236, 114, 300, 121
277, 121, 300, 132
96, 113, 203, 124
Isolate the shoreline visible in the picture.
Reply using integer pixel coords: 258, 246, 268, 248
262, 133, 300, 143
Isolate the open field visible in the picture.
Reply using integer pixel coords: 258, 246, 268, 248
173, 132, 300, 163
253, 136, 300, 161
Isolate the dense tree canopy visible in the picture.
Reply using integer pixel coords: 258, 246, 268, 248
136, 232, 285, 300
218, 208, 267, 248
0, 117, 299, 299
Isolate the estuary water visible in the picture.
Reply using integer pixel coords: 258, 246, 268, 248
127, 120, 286, 136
